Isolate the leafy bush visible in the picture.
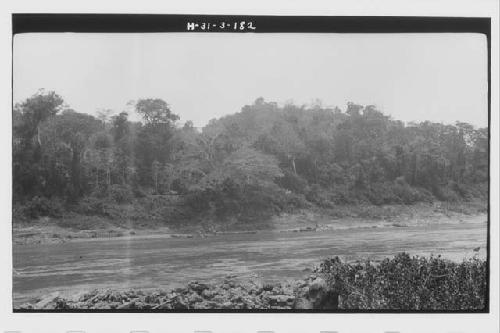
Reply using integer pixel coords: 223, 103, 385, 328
277, 170, 309, 194
170, 177, 191, 195
132, 185, 147, 198
448, 181, 487, 201
316, 252, 486, 310
209, 183, 284, 221
88, 184, 108, 199
364, 182, 400, 205
133, 194, 185, 223
306, 181, 436, 207
185, 180, 309, 223
361, 182, 433, 205
12, 203, 29, 223
77, 196, 109, 216
392, 182, 434, 204
327, 187, 359, 205
281, 191, 311, 211
306, 184, 336, 208
250, 185, 309, 214
432, 184, 461, 202
22, 196, 64, 218
107, 184, 134, 204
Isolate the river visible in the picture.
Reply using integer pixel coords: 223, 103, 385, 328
12, 214, 487, 306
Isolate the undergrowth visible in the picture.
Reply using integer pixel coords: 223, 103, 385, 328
316, 252, 487, 310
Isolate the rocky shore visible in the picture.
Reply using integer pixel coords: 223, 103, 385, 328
18, 275, 337, 310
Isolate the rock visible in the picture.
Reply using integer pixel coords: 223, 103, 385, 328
107, 292, 123, 303
262, 283, 275, 291
34, 292, 61, 309
212, 295, 226, 303
135, 301, 148, 309
94, 302, 113, 310
18, 303, 34, 310
125, 290, 137, 297
54, 298, 71, 309
296, 279, 308, 288
170, 296, 188, 309
157, 302, 172, 310
144, 294, 160, 304
108, 302, 122, 309
192, 301, 210, 309
205, 301, 220, 309
23, 274, 342, 310
201, 289, 215, 299
67, 290, 88, 303
220, 301, 232, 309
188, 281, 210, 294
242, 298, 256, 309
188, 293, 203, 304
268, 295, 295, 306
231, 294, 244, 303
293, 297, 314, 309
117, 301, 135, 309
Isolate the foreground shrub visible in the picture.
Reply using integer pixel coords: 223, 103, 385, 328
316, 253, 486, 310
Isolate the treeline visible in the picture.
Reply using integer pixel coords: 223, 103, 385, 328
13, 91, 488, 222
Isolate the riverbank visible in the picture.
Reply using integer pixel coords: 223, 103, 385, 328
18, 274, 322, 310
13, 212, 486, 306
13, 198, 486, 245
17, 252, 487, 311
13, 200, 487, 245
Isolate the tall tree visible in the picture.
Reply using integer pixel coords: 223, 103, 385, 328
134, 99, 179, 186
13, 90, 65, 198
14, 90, 64, 148
43, 110, 101, 200
111, 112, 133, 184
135, 99, 179, 125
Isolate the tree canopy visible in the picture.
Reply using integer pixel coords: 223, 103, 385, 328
13, 91, 488, 222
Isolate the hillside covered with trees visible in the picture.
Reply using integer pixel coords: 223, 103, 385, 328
13, 90, 488, 227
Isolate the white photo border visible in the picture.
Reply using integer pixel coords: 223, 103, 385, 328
1, 1, 498, 332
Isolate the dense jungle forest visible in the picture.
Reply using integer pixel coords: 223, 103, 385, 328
12, 90, 488, 225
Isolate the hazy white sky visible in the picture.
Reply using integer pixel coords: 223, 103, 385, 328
13, 33, 488, 127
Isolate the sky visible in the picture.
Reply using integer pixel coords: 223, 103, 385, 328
13, 33, 488, 128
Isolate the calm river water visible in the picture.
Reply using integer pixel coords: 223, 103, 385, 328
13, 215, 487, 306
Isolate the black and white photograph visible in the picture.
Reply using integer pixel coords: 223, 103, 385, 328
10, 15, 491, 313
